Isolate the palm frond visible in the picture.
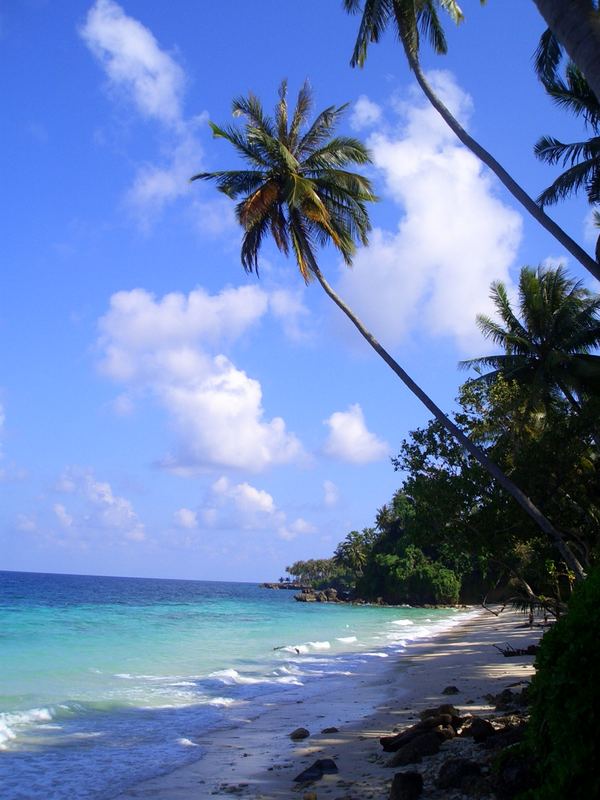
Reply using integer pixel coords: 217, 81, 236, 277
534, 28, 563, 87
536, 157, 600, 206
345, 0, 393, 68
276, 79, 289, 143
232, 92, 273, 136
190, 169, 266, 198
289, 80, 312, 151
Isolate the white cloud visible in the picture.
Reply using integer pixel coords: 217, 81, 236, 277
338, 71, 522, 352
201, 476, 315, 541
278, 517, 317, 541
324, 403, 389, 464
54, 503, 74, 529
323, 479, 339, 508
350, 95, 382, 130
174, 507, 198, 529
192, 196, 238, 238
98, 286, 305, 473
81, 0, 184, 126
269, 288, 312, 342
541, 255, 568, 270
55, 468, 146, 542
81, 0, 206, 226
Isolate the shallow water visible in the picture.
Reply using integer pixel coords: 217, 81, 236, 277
0, 570, 470, 799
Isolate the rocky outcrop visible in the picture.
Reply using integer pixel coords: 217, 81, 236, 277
294, 587, 340, 602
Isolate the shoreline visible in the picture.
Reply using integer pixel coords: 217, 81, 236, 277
113, 608, 541, 799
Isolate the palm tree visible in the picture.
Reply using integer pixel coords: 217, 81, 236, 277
532, 0, 600, 109
192, 81, 585, 579
343, 0, 600, 281
534, 62, 600, 210
461, 265, 600, 412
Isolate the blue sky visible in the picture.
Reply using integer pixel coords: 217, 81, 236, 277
1, 0, 596, 581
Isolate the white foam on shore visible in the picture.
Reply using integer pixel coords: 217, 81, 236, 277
0, 707, 55, 748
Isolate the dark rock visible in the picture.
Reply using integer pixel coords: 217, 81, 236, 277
464, 717, 496, 743
386, 732, 442, 767
381, 715, 453, 752
436, 757, 482, 789
316, 591, 327, 602
442, 685, 460, 695
321, 726, 339, 734
493, 748, 537, 799
419, 704, 459, 720
434, 724, 456, 741
295, 592, 317, 602
389, 771, 423, 800
293, 758, 338, 783
289, 727, 310, 740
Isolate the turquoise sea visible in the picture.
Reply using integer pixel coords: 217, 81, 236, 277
0, 571, 470, 799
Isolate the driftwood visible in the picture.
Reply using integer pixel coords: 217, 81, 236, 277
493, 642, 539, 658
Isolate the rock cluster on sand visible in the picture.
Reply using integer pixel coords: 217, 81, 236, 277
380, 688, 532, 798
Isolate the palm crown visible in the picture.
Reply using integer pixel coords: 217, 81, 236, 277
192, 81, 376, 282
343, 0, 464, 66
462, 266, 600, 403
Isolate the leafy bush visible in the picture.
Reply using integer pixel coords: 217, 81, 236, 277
526, 567, 600, 799
360, 546, 460, 605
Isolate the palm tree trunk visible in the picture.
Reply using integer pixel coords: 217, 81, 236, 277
403, 49, 600, 283
533, 0, 600, 107
312, 265, 587, 580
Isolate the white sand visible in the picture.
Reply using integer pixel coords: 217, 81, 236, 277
114, 608, 541, 799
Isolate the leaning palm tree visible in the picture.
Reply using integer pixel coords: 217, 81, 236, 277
343, 0, 600, 282
192, 82, 585, 578
462, 265, 600, 412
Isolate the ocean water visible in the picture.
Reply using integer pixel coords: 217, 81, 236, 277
0, 571, 472, 799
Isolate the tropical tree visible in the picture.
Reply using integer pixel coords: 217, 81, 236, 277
534, 62, 600, 210
334, 528, 378, 574
192, 81, 585, 578
343, 0, 600, 281
532, 0, 600, 109
461, 266, 600, 413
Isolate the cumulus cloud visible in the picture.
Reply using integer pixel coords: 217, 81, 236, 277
81, 0, 184, 125
97, 285, 305, 473
350, 95, 382, 130
201, 476, 314, 540
81, 0, 206, 225
55, 468, 146, 542
337, 74, 522, 352
324, 404, 389, 464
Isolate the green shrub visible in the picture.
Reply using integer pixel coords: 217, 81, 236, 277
527, 567, 600, 799
361, 546, 461, 605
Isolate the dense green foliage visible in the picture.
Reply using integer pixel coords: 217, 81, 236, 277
286, 267, 599, 607
526, 567, 600, 798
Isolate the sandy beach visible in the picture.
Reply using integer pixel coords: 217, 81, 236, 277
113, 607, 541, 800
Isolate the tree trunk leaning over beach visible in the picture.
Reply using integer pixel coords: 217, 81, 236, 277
533, 0, 600, 107
343, 0, 600, 282
192, 81, 586, 580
